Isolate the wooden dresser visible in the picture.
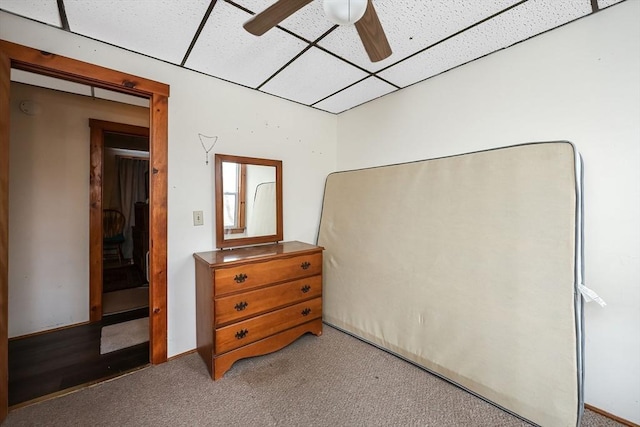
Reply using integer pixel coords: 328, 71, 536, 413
193, 241, 323, 380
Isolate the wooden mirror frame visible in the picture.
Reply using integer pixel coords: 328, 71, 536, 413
215, 154, 283, 249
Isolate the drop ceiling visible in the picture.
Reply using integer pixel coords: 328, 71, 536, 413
0, 0, 626, 114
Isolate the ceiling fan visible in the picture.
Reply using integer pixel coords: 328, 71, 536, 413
243, 0, 392, 62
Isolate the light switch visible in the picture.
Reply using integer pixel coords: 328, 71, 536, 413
193, 210, 204, 226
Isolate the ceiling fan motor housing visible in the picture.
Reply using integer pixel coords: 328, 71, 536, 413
323, 0, 368, 25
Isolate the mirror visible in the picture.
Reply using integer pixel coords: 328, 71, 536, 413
215, 154, 283, 249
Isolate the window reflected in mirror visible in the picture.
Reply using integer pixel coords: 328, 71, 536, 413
222, 162, 245, 233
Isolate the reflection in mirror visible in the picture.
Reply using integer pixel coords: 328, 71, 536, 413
215, 154, 283, 249
223, 163, 276, 239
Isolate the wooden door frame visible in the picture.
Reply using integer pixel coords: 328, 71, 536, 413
0, 40, 169, 421
0, 47, 10, 423
89, 120, 150, 323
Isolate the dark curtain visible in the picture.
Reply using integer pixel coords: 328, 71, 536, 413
115, 157, 148, 259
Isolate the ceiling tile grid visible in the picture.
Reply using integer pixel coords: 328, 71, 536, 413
185, 0, 308, 89
1, 0, 626, 114
318, 0, 523, 73
63, 0, 211, 64
260, 46, 369, 105
234, 0, 335, 41
378, 0, 593, 88
314, 76, 397, 114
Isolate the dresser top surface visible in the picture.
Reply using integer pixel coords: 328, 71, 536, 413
194, 241, 323, 267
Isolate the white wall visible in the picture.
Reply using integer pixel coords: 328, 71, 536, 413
1, 12, 337, 355
336, 2, 639, 423
3, 2, 637, 423
8, 82, 149, 337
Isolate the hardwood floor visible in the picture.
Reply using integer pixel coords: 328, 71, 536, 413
8, 308, 149, 407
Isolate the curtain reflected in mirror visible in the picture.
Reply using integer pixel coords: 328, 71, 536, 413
215, 154, 283, 249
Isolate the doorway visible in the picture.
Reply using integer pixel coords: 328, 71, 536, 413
101, 133, 151, 320
6, 83, 153, 406
89, 120, 151, 323
0, 40, 169, 421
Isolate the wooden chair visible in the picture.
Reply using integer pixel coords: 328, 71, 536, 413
103, 209, 126, 263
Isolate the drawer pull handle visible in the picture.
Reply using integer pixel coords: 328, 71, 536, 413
234, 273, 248, 283
235, 329, 249, 340
301, 285, 311, 293
300, 261, 311, 270
301, 308, 311, 316
234, 301, 248, 311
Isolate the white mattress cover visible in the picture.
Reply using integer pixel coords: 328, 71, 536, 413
317, 142, 584, 426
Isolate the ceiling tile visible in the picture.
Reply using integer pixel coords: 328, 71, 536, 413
260, 46, 369, 105
185, 1, 308, 89
63, 0, 211, 64
318, 0, 522, 73
234, 0, 335, 41
11, 69, 92, 97
597, 0, 626, 8
378, 0, 592, 88
0, 0, 61, 27
2, 0, 605, 114
314, 76, 397, 114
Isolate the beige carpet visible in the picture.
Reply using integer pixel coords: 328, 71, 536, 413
6, 326, 625, 426
102, 286, 149, 315
100, 317, 149, 354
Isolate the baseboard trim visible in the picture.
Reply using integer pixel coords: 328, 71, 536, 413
167, 348, 197, 362
586, 404, 639, 427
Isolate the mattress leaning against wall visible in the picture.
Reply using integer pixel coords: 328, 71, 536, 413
317, 141, 584, 427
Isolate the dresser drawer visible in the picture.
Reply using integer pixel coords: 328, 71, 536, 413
215, 297, 322, 353
214, 252, 322, 296
215, 275, 322, 326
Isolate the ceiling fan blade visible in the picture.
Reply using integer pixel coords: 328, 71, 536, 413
354, 0, 392, 62
244, 0, 314, 36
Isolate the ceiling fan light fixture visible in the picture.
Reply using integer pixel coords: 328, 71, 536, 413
323, 0, 368, 25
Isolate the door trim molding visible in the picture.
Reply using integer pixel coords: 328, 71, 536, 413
0, 48, 10, 423
0, 39, 169, 420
